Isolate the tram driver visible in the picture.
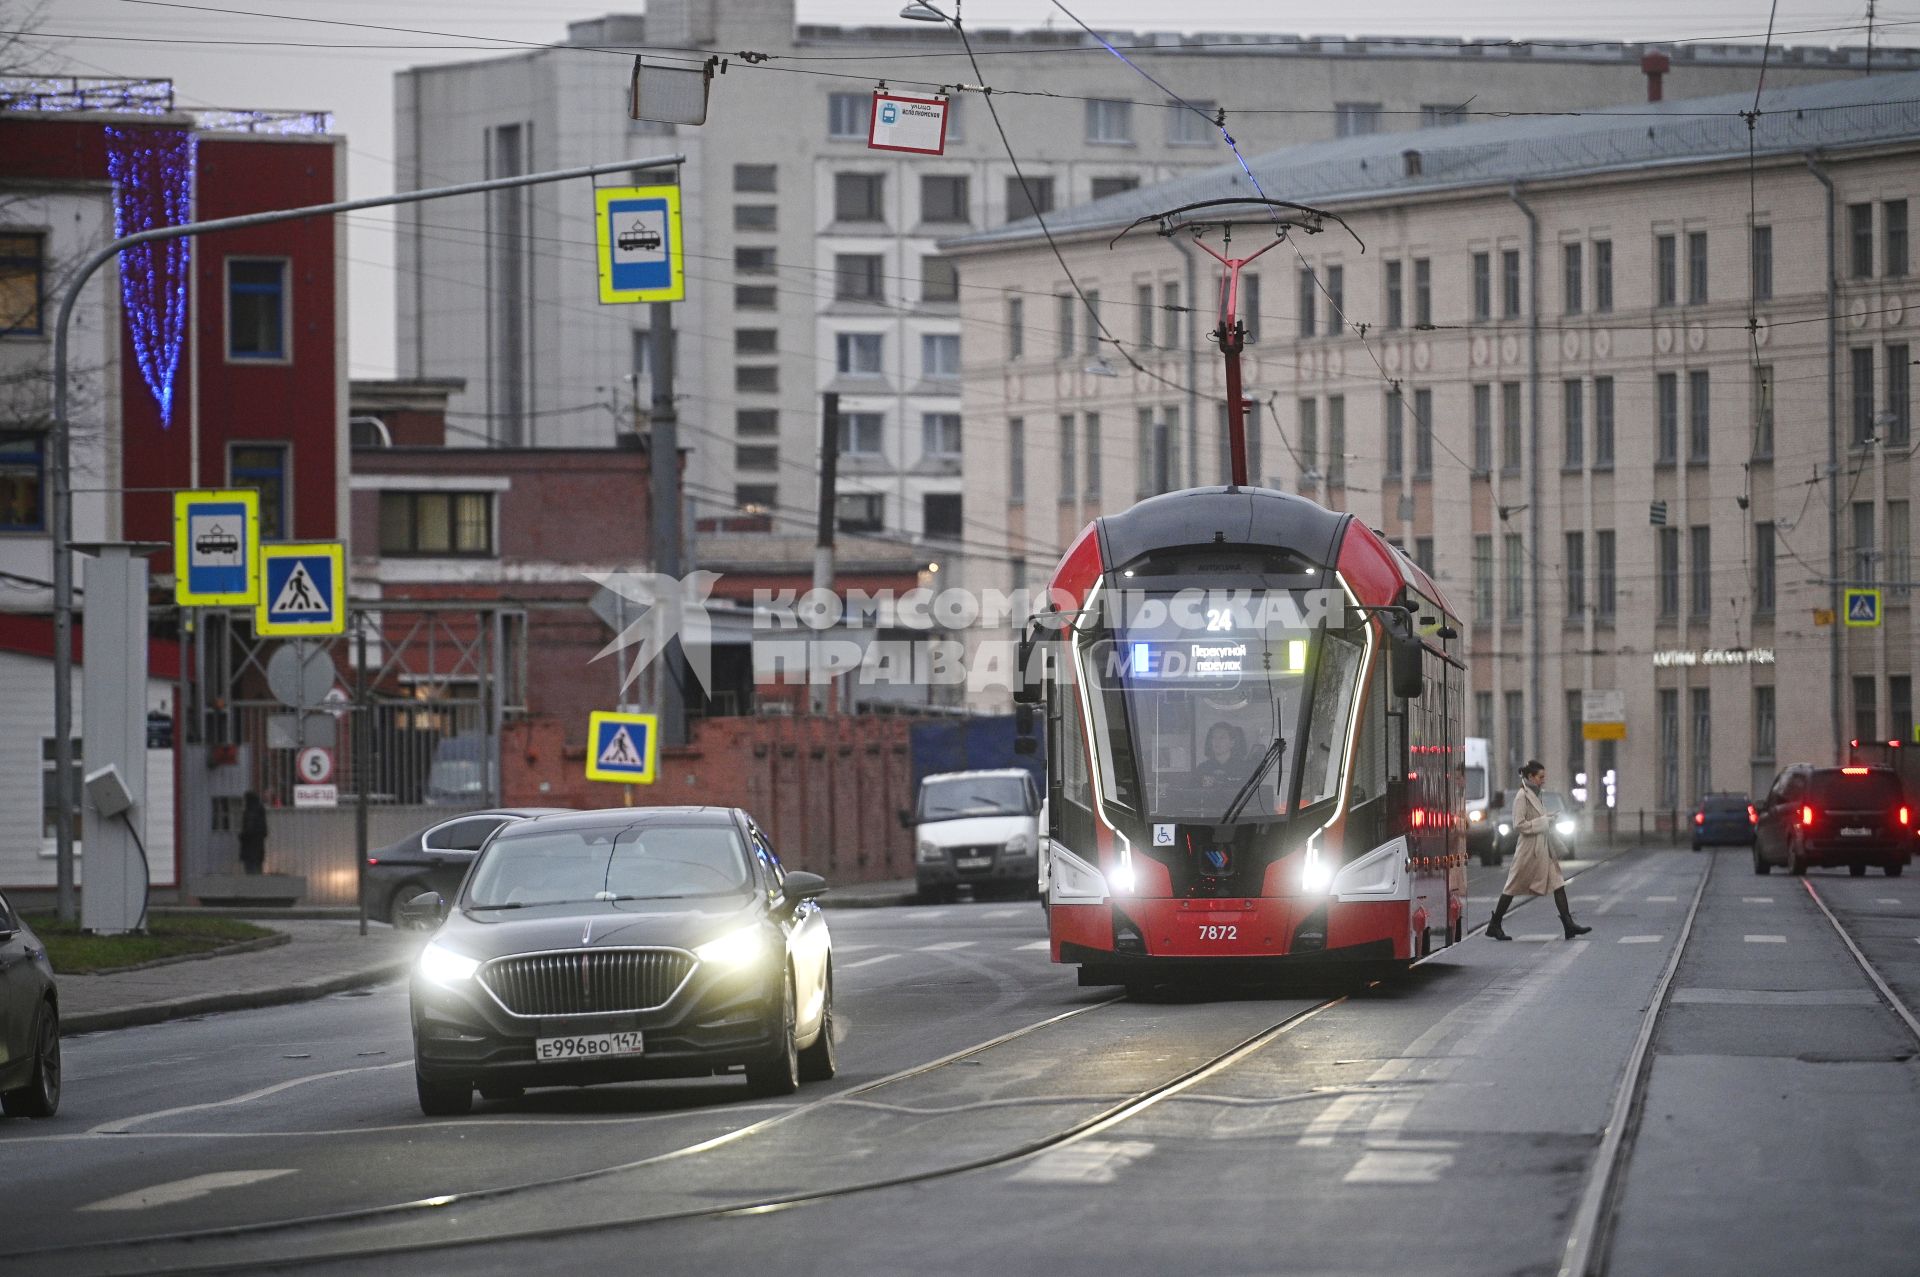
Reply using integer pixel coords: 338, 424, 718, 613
1197, 722, 1248, 790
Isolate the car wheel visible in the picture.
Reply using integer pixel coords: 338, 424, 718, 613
1850, 864, 1868, 878
1752, 849, 1771, 876
745, 969, 800, 1098
797, 969, 837, 1083
389, 882, 434, 930
1887, 863, 1905, 878
416, 1070, 473, 1117
0, 1002, 61, 1119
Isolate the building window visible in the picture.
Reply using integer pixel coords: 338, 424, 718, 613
1686, 230, 1708, 305
1475, 690, 1495, 743
835, 332, 883, 377
227, 258, 287, 360
1504, 534, 1525, 622
1888, 499, 1911, 601
1853, 500, 1877, 584
836, 493, 884, 533
1751, 224, 1773, 300
1420, 102, 1468, 126
1161, 283, 1181, 348
1657, 527, 1680, 617
921, 174, 970, 224
921, 256, 959, 303
828, 93, 866, 138
0, 231, 45, 334
1059, 413, 1076, 500
1327, 396, 1347, 488
1413, 388, 1433, 478
734, 205, 776, 232
1090, 176, 1138, 201
1138, 407, 1170, 497
1297, 399, 1318, 487
1658, 689, 1680, 808
1690, 688, 1712, 803
1084, 413, 1102, 498
737, 409, 778, 436
835, 253, 885, 301
735, 365, 778, 394
1689, 525, 1712, 616
1593, 238, 1613, 313
1752, 364, 1774, 458
1563, 379, 1584, 469
1892, 675, 1914, 741
1241, 272, 1261, 344
1006, 297, 1024, 359
1473, 534, 1494, 624
378, 491, 493, 556
1083, 290, 1102, 356
1656, 233, 1677, 307
1414, 537, 1434, 577
1384, 261, 1403, 331
1500, 381, 1522, 473
1471, 383, 1492, 473
229, 443, 289, 540
1851, 202, 1874, 278
1562, 242, 1582, 315
41, 736, 81, 842
1505, 690, 1526, 776
1501, 249, 1521, 318
922, 412, 961, 458
735, 246, 776, 275
1471, 251, 1491, 321
1008, 418, 1025, 503
0, 432, 45, 531
1056, 294, 1075, 358
1134, 283, 1155, 348
1324, 265, 1345, 332
1297, 268, 1317, 338
1855, 674, 1878, 742
1687, 369, 1710, 463
924, 493, 963, 540
1086, 99, 1133, 143
1594, 375, 1615, 468
1656, 372, 1679, 464
1755, 521, 1776, 615
737, 484, 779, 513
735, 445, 777, 471
1168, 101, 1218, 144
834, 172, 885, 222
1413, 258, 1432, 327
735, 328, 777, 355
1384, 391, 1404, 479
1597, 529, 1617, 620
734, 163, 776, 193
735, 285, 776, 309
1334, 102, 1381, 137
1888, 199, 1910, 278
1006, 175, 1053, 223
1565, 531, 1586, 618
1888, 344, 1911, 446
1753, 685, 1776, 770
1853, 346, 1877, 444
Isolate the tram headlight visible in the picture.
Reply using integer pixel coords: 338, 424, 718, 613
1105, 861, 1137, 893
1300, 856, 1334, 894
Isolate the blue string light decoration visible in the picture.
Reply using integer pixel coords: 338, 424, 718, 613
105, 125, 196, 427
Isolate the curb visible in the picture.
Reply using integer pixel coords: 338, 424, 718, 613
61, 957, 414, 1038
73, 931, 291, 977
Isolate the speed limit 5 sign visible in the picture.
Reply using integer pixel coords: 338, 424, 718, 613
296, 746, 334, 784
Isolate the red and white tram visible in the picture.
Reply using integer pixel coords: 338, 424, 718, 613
1020, 485, 1467, 987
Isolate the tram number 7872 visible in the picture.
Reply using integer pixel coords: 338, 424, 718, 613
1198, 924, 1239, 941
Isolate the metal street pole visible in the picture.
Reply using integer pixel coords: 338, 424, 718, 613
649, 299, 686, 748
812, 392, 840, 714
354, 613, 370, 938
48, 151, 685, 921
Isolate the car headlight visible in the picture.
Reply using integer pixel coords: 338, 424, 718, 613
1497, 822, 1511, 836
1003, 833, 1035, 855
418, 940, 480, 987
1555, 818, 1576, 837
1468, 809, 1485, 824
915, 840, 944, 865
695, 924, 769, 970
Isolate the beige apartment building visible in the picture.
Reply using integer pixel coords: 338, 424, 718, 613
946, 71, 1920, 817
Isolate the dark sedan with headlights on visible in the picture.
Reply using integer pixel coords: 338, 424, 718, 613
403, 807, 834, 1116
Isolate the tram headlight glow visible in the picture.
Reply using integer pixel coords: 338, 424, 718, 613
1300, 856, 1333, 894
1105, 861, 1136, 893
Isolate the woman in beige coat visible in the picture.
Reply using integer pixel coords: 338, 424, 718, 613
1486, 761, 1592, 941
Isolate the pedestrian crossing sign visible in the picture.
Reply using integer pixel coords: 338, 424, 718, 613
586, 710, 659, 784
256, 543, 345, 637
1845, 587, 1882, 628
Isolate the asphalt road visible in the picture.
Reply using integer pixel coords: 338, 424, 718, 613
6, 846, 1917, 1277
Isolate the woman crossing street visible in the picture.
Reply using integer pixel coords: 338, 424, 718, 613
1486, 761, 1591, 941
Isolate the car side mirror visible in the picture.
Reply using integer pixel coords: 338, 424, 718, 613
1013, 735, 1037, 756
0, 923, 15, 944
781, 871, 828, 910
1013, 625, 1044, 705
1391, 632, 1425, 700
399, 891, 447, 928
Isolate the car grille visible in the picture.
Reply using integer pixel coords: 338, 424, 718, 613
480, 949, 693, 1017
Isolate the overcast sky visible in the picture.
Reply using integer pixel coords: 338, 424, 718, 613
20, 0, 1901, 375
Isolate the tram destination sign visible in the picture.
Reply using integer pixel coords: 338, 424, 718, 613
1126, 639, 1308, 680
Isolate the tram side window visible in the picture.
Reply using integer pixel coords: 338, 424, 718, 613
1351, 660, 1389, 807
1058, 647, 1094, 813
1301, 631, 1364, 807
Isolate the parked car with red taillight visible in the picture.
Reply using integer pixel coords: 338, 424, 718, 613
1753, 764, 1909, 877
1692, 792, 1757, 850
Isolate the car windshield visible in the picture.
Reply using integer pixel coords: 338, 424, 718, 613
428, 759, 485, 798
1466, 765, 1488, 803
1703, 796, 1748, 813
918, 776, 1030, 821
465, 822, 750, 908
1081, 588, 1366, 823
1811, 770, 1903, 805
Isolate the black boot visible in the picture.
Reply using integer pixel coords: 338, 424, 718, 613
1555, 888, 1591, 938
1486, 894, 1513, 941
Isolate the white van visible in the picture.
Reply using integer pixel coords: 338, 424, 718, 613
1465, 736, 1499, 863
910, 769, 1041, 902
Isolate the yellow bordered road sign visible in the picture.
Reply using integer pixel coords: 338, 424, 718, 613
595, 186, 685, 304
586, 710, 659, 784
173, 489, 260, 606
257, 542, 346, 636
1845, 588, 1882, 627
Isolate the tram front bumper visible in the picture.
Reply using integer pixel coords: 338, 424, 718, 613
1051, 896, 1416, 970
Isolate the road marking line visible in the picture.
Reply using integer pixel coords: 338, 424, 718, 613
920, 940, 977, 951
1011, 1139, 1154, 1185
981, 908, 1024, 920
1741, 897, 1775, 904
80, 1169, 297, 1212
1876, 898, 1902, 905
88, 1061, 413, 1135
1619, 935, 1664, 944
1297, 1093, 1373, 1147
1514, 934, 1556, 942
1744, 934, 1788, 943
832, 944, 878, 953
1017, 940, 1051, 951
1646, 896, 1678, 903
840, 954, 899, 971
1342, 1149, 1454, 1184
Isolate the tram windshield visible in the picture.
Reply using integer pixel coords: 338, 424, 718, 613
1080, 591, 1368, 824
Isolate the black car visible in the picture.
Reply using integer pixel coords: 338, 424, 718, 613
1754, 764, 1909, 877
1692, 793, 1756, 849
0, 889, 60, 1119
367, 808, 568, 928
404, 807, 835, 1116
